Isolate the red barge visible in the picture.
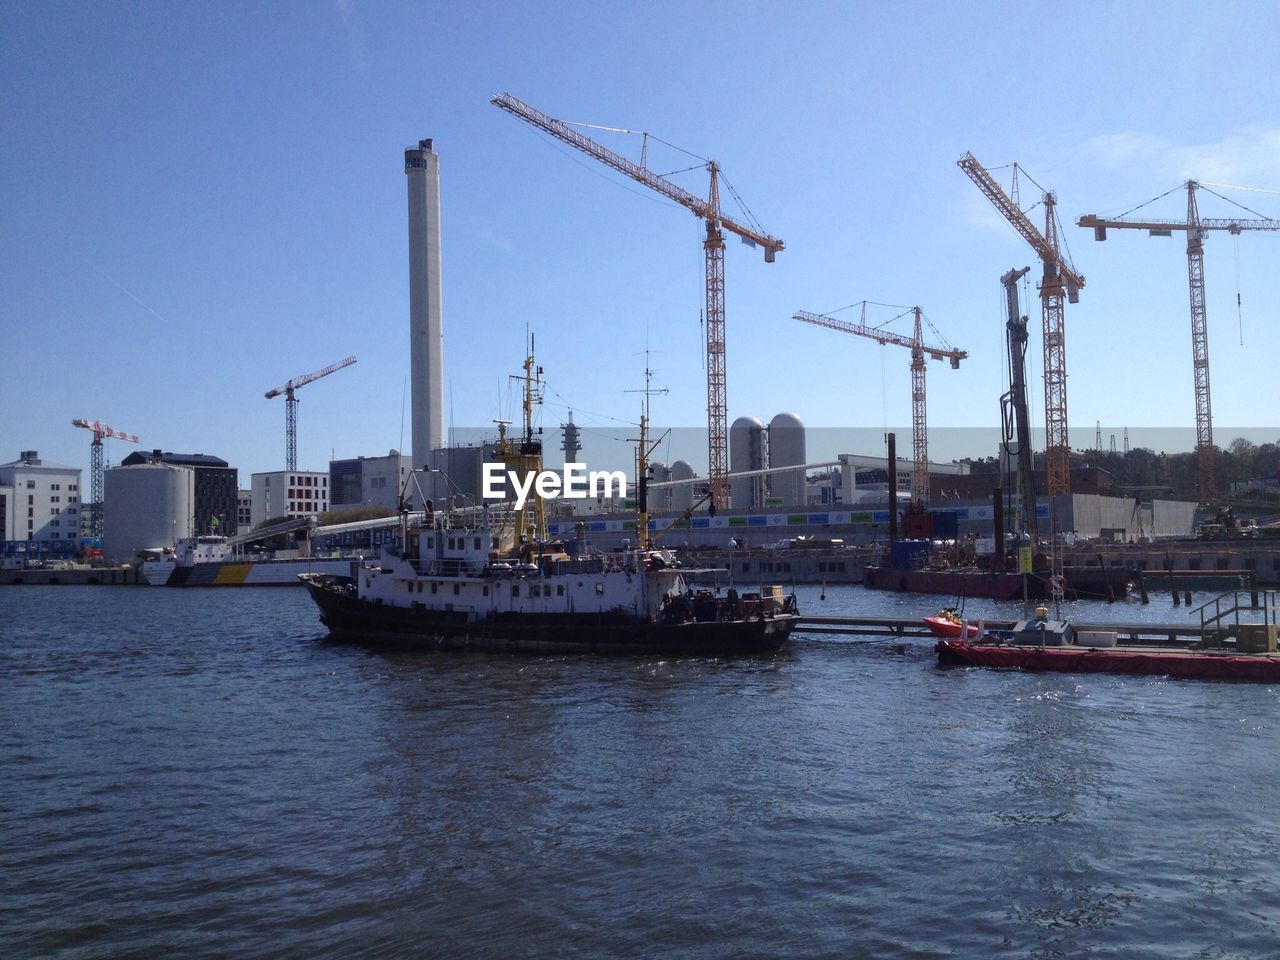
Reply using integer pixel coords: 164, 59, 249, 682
937, 637, 1280, 682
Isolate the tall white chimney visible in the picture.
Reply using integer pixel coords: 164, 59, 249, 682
405, 139, 445, 477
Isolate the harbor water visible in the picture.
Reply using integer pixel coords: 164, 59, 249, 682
4, 584, 1279, 958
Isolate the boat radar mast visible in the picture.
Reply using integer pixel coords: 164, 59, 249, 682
627, 363, 669, 551
494, 338, 547, 547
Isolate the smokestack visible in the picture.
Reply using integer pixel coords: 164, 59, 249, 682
405, 138, 445, 479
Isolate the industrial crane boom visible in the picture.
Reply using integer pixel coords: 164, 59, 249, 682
71, 419, 140, 444
794, 307, 965, 507
491, 92, 783, 508
265, 355, 358, 472
491, 93, 784, 259
958, 153, 1085, 296
793, 309, 967, 363
264, 355, 358, 400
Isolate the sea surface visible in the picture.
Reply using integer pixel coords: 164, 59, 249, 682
3, 583, 1279, 959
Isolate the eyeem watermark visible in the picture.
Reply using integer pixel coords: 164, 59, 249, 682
483, 463, 627, 510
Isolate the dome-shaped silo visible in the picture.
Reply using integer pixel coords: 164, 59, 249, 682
768, 412, 806, 508
103, 462, 195, 562
669, 459, 695, 512
730, 415, 767, 510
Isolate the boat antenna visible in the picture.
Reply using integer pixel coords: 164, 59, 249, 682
626, 354, 669, 550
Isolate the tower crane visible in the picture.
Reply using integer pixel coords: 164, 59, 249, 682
491, 92, 784, 508
794, 306, 966, 508
265, 356, 357, 472
71, 418, 139, 538
959, 152, 1084, 498
1079, 182, 1280, 503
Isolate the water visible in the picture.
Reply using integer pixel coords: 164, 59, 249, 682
3, 584, 1278, 958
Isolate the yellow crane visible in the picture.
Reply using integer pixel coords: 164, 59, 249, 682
1079, 182, 1280, 503
959, 152, 1083, 498
794, 305, 966, 508
491, 92, 783, 509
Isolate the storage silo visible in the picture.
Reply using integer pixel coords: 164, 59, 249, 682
648, 460, 672, 511
669, 459, 695, 511
768, 412, 806, 507
730, 415, 767, 509
103, 462, 195, 562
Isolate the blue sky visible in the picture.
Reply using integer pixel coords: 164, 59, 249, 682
4, 0, 1279, 481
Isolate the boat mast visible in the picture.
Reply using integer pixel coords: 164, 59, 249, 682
496, 337, 547, 549
628, 361, 668, 551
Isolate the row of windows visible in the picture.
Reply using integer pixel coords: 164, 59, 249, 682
406, 581, 570, 599
289, 502, 326, 513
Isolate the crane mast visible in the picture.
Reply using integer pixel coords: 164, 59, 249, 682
959, 152, 1083, 498
794, 306, 966, 508
491, 92, 783, 508
264, 355, 357, 472
1079, 184, 1280, 503
71, 418, 140, 538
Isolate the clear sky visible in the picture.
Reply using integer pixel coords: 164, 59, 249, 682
4, 0, 1279, 482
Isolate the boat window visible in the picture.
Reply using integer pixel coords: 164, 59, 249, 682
474, 537, 481, 550
512, 584, 519, 596
406, 582, 413, 594
431, 583, 438, 594
453, 584, 460, 595
483, 585, 489, 597
595, 582, 605, 596
557, 585, 565, 596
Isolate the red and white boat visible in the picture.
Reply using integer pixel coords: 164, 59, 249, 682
923, 611, 981, 639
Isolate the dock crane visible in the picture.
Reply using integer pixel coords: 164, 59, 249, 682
1079, 182, 1280, 503
959, 152, 1084, 498
71, 418, 139, 538
265, 356, 357, 472
794, 306, 966, 508
491, 91, 784, 509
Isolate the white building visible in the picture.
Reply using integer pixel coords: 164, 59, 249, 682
250, 471, 329, 528
237, 489, 253, 529
0, 450, 83, 555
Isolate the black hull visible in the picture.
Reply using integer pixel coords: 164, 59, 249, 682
301, 576, 798, 656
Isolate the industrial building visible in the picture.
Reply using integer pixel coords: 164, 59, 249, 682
329, 451, 409, 513
102, 460, 194, 562
120, 450, 238, 536
250, 471, 329, 528
0, 450, 82, 560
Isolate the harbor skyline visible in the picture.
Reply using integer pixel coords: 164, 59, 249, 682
5, 1, 1279, 483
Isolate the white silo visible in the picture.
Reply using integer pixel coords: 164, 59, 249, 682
648, 460, 672, 511
103, 462, 195, 562
730, 415, 767, 509
670, 459, 695, 511
768, 412, 806, 508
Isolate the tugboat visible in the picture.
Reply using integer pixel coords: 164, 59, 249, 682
299, 349, 800, 655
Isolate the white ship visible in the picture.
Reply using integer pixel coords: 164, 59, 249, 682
142, 535, 364, 587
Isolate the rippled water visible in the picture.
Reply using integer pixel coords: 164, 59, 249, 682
3, 584, 1278, 958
